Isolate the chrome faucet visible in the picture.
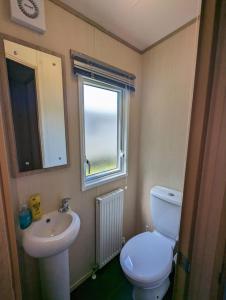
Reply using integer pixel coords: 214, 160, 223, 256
58, 197, 71, 213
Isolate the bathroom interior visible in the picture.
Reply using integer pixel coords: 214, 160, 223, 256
0, 0, 204, 299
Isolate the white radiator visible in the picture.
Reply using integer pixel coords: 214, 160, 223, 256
96, 188, 124, 268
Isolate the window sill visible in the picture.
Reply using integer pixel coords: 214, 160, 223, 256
81, 171, 127, 191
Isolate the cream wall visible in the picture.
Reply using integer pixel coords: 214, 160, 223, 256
0, 1, 142, 299
137, 22, 199, 230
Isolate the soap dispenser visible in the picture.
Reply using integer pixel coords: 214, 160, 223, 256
19, 204, 32, 230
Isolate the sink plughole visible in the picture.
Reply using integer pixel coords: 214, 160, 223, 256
23, 209, 80, 258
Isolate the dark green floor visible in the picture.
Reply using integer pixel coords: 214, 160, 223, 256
71, 257, 174, 300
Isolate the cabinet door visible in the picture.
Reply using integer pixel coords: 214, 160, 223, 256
36, 51, 67, 168
4, 39, 37, 68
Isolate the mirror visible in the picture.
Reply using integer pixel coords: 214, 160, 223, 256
3, 39, 68, 174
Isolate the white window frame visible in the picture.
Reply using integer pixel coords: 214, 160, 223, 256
78, 76, 129, 191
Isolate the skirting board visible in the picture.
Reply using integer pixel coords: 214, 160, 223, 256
70, 270, 93, 292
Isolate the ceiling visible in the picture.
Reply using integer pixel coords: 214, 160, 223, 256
60, 0, 201, 52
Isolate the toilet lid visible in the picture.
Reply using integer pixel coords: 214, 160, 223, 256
120, 232, 173, 285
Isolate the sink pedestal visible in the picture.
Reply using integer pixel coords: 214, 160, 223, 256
39, 249, 70, 300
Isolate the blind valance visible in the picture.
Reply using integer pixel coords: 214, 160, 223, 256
71, 51, 136, 91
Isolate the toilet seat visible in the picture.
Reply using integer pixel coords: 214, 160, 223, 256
120, 232, 173, 288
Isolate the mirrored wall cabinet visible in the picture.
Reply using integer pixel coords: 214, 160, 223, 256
1, 37, 68, 176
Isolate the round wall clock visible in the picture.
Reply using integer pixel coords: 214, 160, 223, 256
17, 0, 39, 19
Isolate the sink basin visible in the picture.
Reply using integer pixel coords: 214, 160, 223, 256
23, 209, 80, 258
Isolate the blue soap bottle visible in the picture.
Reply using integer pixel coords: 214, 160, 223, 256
19, 204, 32, 230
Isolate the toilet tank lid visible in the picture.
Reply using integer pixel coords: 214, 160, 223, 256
151, 186, 182, 206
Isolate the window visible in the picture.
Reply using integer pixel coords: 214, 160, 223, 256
79, 77, 128, 190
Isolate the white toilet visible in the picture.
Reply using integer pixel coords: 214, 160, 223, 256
120, 186, 182, 300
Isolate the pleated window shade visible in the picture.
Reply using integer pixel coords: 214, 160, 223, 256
71, 50, 135, 91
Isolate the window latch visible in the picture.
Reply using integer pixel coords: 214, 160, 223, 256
120, 151, 125, 159
86, 158, 91, 174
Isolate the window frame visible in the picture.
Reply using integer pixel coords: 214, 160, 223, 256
78, 76, 129, 191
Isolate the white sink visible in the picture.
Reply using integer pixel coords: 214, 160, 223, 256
23, 209, 80, 258
22, 209, 80, 300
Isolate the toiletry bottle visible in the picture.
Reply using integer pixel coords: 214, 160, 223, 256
29, 194, 42, 221
19, 204, 32, 230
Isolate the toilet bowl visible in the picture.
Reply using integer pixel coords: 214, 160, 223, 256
120, 186, 182, 300
120, 231, 174, 300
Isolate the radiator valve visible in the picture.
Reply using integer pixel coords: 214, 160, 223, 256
91, 263, 99, 280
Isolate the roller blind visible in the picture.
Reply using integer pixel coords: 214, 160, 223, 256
71, 50, 136, 91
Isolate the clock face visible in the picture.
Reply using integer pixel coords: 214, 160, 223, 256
17, 0, 39, 19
